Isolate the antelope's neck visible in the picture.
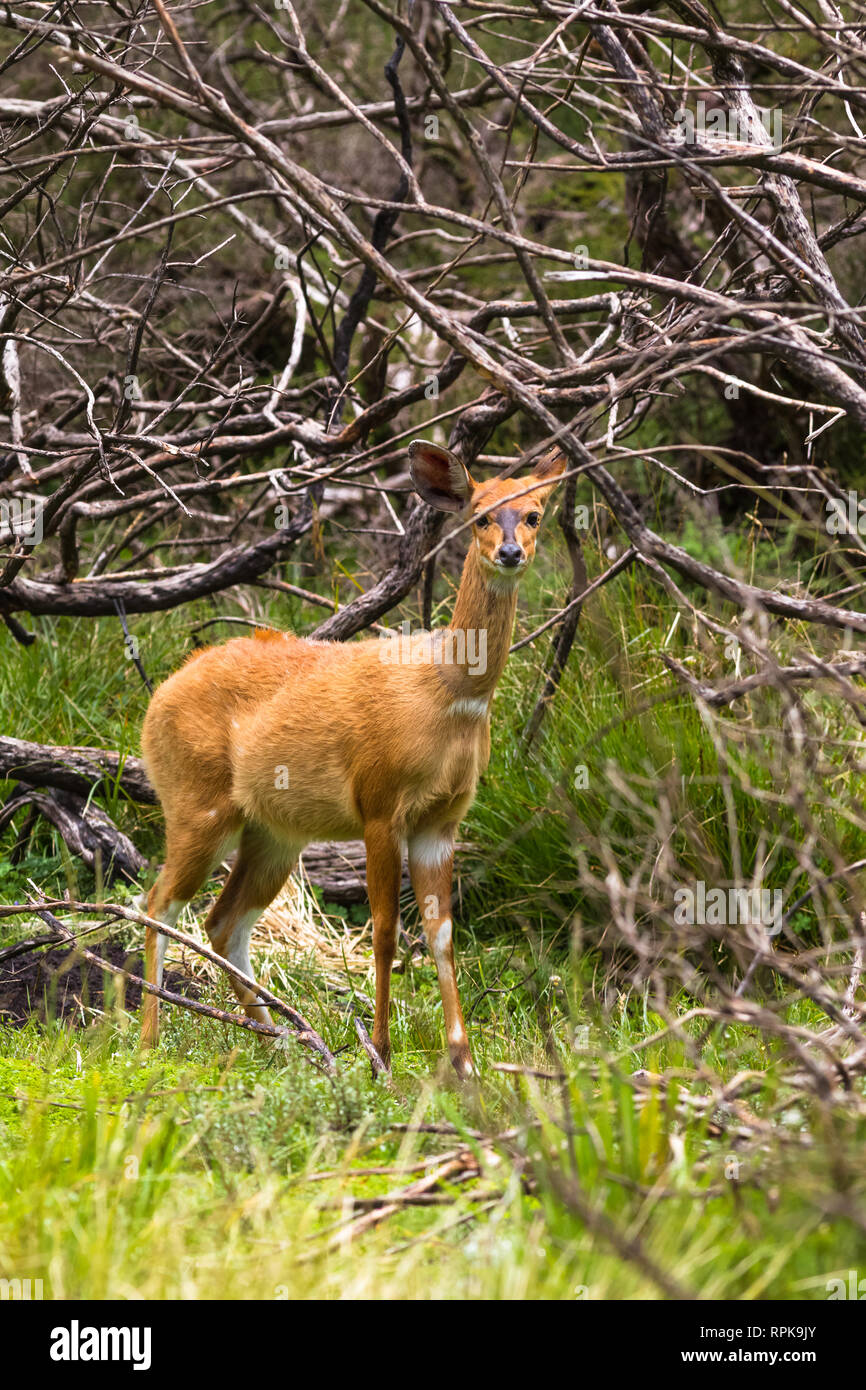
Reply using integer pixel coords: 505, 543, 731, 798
438, 543, 519, 703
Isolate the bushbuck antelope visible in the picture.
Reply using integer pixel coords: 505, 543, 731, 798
139, 440, 566, 1075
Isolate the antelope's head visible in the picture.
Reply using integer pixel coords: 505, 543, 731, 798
408, 440, 567, 581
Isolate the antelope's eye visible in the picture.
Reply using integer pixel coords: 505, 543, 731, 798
475, 513, 490, 529
526, 512, 541, 528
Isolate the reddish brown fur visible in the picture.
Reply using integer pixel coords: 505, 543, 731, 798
140, 441, 565, 1073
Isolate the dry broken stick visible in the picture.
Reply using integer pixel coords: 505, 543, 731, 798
299, 1153, 483, 1259
351, 1012, 389, 1079
325, 983, 389, 1077
661, 652, 866, 710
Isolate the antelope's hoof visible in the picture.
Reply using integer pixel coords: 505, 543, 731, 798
449, 1046, 476, 1081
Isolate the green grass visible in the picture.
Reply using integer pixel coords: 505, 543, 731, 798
0, 977, 864, 1299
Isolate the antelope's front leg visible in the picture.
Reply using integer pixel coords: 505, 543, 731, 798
364, 821, 402, 1071
408, 831, 474, 1078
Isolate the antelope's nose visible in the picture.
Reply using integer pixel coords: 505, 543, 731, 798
497, 543, 524, 568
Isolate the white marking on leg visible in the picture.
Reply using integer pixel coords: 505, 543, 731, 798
432, 916, 453, 967
220, 908, 267, 1001
409, 832, 453, 871
427, 917, 472, 1071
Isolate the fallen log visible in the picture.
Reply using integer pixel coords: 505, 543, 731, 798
0, 735, 157, 803
298, 840, 411, 904
0, 782, 145, 884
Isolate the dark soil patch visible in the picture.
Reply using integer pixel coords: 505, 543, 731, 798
0, 940, 200, 1028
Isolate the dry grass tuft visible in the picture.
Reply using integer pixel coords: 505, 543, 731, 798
258, 869, 372, 976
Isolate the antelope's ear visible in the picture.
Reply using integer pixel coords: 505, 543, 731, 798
408, 440, 475, 513
529, 448, 567, 501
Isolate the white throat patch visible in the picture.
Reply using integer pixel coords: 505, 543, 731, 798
448, 696, 489, 719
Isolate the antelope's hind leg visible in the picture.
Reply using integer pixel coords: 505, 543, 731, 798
140, 810, 241, 1047
202, 823, 300, 1030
